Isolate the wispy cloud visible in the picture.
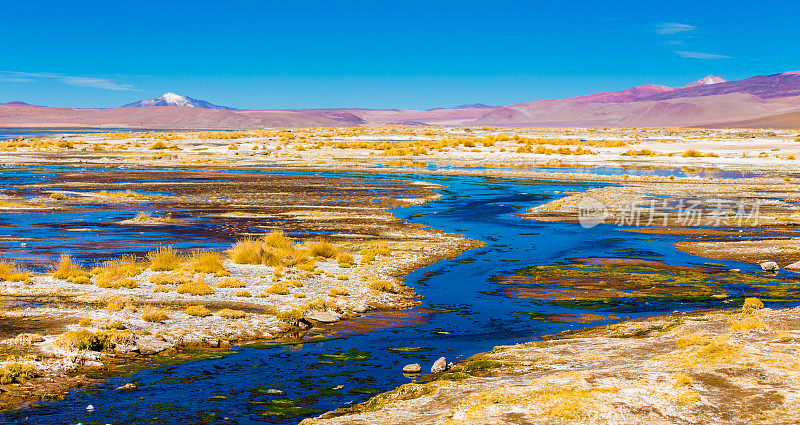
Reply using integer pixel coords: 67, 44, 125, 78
676, 51, 731, 60
0, 71, 136, 91
655, 23, 695, 35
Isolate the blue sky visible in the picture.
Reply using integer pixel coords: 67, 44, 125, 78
1, 0, 797, 109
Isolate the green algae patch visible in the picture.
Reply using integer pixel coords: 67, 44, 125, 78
251, 398, 322, 419
207, 395, 229, 401
316, 349, 372, 366
387, 346, 430, 353
464, 360, 504, 372
439, 372, 470, 381
493, 258, 800, 306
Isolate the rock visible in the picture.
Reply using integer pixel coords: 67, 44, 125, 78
431, 357, 448, 374
353, 304, 369, 313
115, 382, 138, 391
266, 388, 283, 395
760, 261, 779, 273
786, 261, 800, 271
332, 385, 344, 390
20, 242, 27, 248
403, 363, 421, 374
306, 311, 340, 323
728, 268, 741, 273
114, 343, 138, 354
83, 361, 105, 369
136, 338, 171, 355
85, 404, 94, 412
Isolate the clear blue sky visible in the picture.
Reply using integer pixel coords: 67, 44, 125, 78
1, 0, 798, 109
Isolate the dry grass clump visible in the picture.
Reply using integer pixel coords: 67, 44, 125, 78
235, 291, 251, 297
676, 333, 709, 349
106, 298, 124, 312
0, 260, 31, 283
337, 253, 354, 268
369, 280, 396, 293
189, 251, 228, 275
142, 309, 169, 322
101, 320, 126, 330
217, 308, 246, 319
294, 292, 306, 298
149, 272, 190, 285
52, 254, 91, 284
276, 307, 307, 322
185, 305, 211, 317
742, 297, 764, 313
329, 287, 349, 297
176, 278, 215, 296
128, 212, 176, 225
730, 316, 768, 332
217, 277, 246, 288
681, 149, 703, 158
360, 249, 377, 264
150, 140, 168, 150
0, 363, 39, 384
147, 246, 183, 271
308, 240, 337, 258
59, 329, 133, 351
674, 372, 693, 387
153, 285, 171, 293
693, 336, 738, 365
261, 282, 290, 296
78, 318, 93, 327
93, 257, 143, 289
286, 279, 303, 287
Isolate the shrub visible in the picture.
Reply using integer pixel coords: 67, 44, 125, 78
185, 305, 211, 317
376, 242, 391, 256
142, 309, 168, 322
276, 308, 306, 322
369, 280, 395, 293
150, 140, 167, 150
217, 308, 246, 319
59, 330, 111, 351
742, 297, 764, 313
228, 238, 266, 264
0, 363, 39, 384
53, 254, 91, 284
329, 287, 349, 297
235, 291, 251, 297
101, 320, 126, 330
218, 277, 246, 288
261, 282, 290, 296
189, 251, 228, 275
176, 279, 214, 296
337, 253, 354, 267
682, 149, 703, 158
360, 249, 377, 264
153, 285, 171, 293
106, 298, 124, 312
0, 261, 31, 283
147, 246, 183, 271
263, 231, 292, 249
78, 318, 93, 327
308, 241, 337, 258
149, 272, 190, 285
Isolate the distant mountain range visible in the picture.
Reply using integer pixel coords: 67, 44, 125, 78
3, 71, 800, 128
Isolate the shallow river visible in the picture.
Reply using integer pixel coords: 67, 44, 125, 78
0, 167, 779, 424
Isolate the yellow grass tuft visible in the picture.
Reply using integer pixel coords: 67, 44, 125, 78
261, 282, 290, 296
0, 260, 31, 284
742, 297, 764, 313
147, 246, 183, 271
235, 291, 251, 297
217, 277, 246, 288
676, 333, 709, 349
149, 272, 190, 285
185, 305, 211, 317
369, 280, 395, 293
337, 253, 354, 268
52, 254, 91, 284
217, 308, 246, 319
189, 251, 228, 275
176, 278, 214, 296
307, 240, 337, 258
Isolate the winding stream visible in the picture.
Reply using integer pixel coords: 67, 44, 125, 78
0, 167, 780, 424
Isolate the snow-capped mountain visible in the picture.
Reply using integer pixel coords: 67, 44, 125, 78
122, 92, 233, 109
684, 75, 727, 88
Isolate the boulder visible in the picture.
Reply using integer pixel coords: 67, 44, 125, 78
115, 382, 138, 391
306, 311, 340, 323
760, 261, 779, 273
403, 363, 421, 374
431, 357, 448, 374
786, 261, 800, 271
136, 338, 171, 355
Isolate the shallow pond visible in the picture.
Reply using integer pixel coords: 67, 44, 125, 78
0, 166, 794, 424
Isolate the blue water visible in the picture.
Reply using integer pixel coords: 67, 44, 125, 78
0, 167, 787, 424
